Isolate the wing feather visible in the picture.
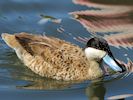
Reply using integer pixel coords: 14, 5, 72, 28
15, 32, 68, 56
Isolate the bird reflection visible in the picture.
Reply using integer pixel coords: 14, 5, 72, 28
13, 74, 84, 90
85, 74, 130, 100
86, 81, 106, 100
13, 73, 129, 100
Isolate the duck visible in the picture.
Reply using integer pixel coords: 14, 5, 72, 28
1, 32, 125, 81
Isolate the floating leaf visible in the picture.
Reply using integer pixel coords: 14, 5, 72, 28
38, 14, 62, 25
40, 14, 56, 19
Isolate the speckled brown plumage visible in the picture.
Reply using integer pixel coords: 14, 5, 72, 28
1, 32, 103, 81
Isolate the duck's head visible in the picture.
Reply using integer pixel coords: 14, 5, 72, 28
84, 37, 126, 72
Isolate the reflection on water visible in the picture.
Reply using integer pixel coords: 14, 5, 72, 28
0, 0, 133, 100
71, 0, 133, 49
86, 81, 106, 100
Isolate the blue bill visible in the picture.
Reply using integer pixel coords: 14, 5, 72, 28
103, 55, 122, 72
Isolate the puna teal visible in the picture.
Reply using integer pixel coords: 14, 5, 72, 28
1, 32, 125, 81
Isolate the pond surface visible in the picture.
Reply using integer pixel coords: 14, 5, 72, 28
0, 0, 133, 100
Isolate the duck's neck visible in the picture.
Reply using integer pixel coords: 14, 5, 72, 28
88, 60, 103, 80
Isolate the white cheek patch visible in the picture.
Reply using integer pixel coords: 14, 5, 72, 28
84, 47, 106, 60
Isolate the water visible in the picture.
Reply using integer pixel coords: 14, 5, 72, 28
0, 0, 133, 100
